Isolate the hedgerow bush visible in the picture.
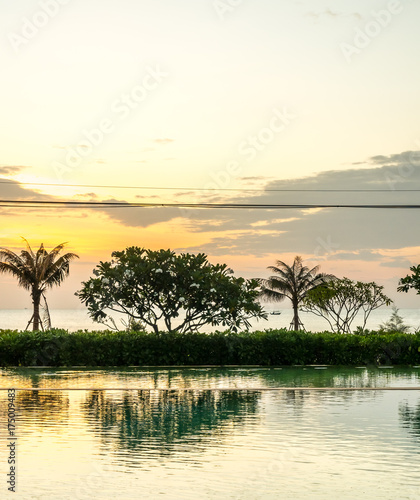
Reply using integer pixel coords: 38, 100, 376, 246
0, 329, 419, 367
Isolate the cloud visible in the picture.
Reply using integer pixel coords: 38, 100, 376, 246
3, 149, 419, 263
153, 138, 174, 145
77, 192, 98, 199
239, 176, 272, 186
169, 191, 200, 199
0, 178, 56, 216
0, 166, 27, 175
332, 250, 384, 261
0, 179, 51, 200
380, 258, 413, 269
306, 8, 362, 22
99, 198, 182, 228
240, 176, 271, 181
97, 151, 420, 261
135, 194, 160, 199
139, 150, 420, 257
369, 150, 420, 167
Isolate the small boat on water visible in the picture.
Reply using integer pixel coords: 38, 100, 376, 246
270, 311, 282, 315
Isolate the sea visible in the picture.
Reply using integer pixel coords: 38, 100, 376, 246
1, 304, 419, 333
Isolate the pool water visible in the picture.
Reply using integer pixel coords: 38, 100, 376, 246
0, 367, 419, 499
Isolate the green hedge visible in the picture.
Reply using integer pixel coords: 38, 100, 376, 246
0, 328, 420, 367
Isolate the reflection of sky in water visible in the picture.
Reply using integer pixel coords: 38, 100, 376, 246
0, 369, 419, 499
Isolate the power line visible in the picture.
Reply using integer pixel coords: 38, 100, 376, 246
2, 200, 420, 209
1, 179, 419, 193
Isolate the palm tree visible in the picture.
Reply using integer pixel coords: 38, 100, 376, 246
259, 256, 334, 331
0, 239, 79, 331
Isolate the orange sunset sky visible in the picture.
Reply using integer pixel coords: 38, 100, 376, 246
1, 0, 420, 309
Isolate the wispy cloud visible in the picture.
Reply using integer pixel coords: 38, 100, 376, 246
332, 250, 383, 261
239, 176, 272, 185
153, 138, 174, 145
135, 194, 160, 199
380, 257, 413, 268
77, 193, 98, 199
0, 165, 27, 175
306, 8, 362, 22
369, 151, 420, 166
0, 178, 55, 216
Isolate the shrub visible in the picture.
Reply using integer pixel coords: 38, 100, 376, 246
0, 329, 419, 367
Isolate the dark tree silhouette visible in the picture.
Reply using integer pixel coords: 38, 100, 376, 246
0, 239, 79, 330
259, 256, 334, 331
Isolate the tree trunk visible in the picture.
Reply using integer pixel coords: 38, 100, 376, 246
293, 301, 299, 331
32, 290, 41, 331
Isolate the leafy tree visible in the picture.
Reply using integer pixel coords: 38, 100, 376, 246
76, 247, 267, 333
398, 265, 420, 295
0, 239, 79, 331
302, 277, 392, 334
379, 306, 411, 333
259, 256, 334, 331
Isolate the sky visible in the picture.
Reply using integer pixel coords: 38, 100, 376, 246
1, 0, 420, 309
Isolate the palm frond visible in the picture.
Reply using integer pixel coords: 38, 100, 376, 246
20, 237, 35, 259
260, 256, 334, 313
0, 262, 32, 290
42, 252, 79, 289
1, 241, 79, 291
259, 286, 287, 302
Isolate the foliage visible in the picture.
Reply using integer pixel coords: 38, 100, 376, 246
259, 255, 334, 331
0, 239, 79, 331
123, 317, 147, 332
303, 277, 392, 334
379, 307, 411, 333
76, 247, 267, 333
0, 328, 419, 367
398, 265, 420, 295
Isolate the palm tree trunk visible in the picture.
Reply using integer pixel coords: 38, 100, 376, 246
293, 301, 299, 331
32, 290, 41, 331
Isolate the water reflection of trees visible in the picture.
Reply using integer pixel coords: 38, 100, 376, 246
15, 391, 69, 426
271, 388, 379, 419
3, 366, 420, 393
399, 401, 420, 439
82, 390, 260, 454
251, 367, 420, 389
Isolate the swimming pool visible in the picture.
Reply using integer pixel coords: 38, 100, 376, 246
1, 367, 419, 499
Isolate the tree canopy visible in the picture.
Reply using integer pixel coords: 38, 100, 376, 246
398, 265, 420, 295
76, 247, 267, 333
303, 277, 392, 334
